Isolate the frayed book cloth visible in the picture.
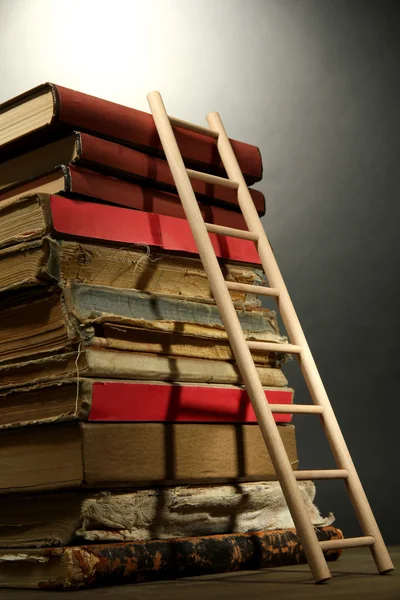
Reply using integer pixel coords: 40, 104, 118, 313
78, 480, 334, 542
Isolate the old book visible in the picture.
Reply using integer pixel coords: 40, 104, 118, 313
0, 422, 298, 492
0, 527, 342, 589
0, 481, 334, 547
0, 283, 285, 364
92, 324, 283, 364
0, 238, 265, 306
0, 165, 265, 221
0, 83, 262, 184
0, 350, 288, 390
0, 194, 261, 263
0, 379, 294, 428
0, 132, 265, 213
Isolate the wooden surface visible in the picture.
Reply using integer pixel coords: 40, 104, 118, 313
0, 547, 397, 599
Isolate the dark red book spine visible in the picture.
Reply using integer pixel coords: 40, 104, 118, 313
68, 165, 252, 227
88, 383, 294, 424
54, 84, 262, 184
78, 133, 265, 214
49, 195, 262, 264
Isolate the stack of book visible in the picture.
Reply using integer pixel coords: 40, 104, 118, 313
0, 84, 342, 589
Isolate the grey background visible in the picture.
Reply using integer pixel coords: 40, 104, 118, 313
256, 0, 400, 545
0, 0, 399, 544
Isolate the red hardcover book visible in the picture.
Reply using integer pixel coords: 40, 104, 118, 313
88, 382, 294, 423
0, 382, 294, 428
48, 195, 262, 263
0, 165, 258, 227
0, 83, 262, 184
0, 132, 265, 214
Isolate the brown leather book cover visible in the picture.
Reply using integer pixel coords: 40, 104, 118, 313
0, 83, 263, 184
0, 527, 342, 589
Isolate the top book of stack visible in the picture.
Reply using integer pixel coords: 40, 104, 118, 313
0, 83, 262, 183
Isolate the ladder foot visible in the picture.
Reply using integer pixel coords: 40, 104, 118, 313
379, 568, 395, 575
316, 576, 331, 584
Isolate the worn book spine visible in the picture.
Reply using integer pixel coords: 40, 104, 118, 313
0, 351, 288, 390
0, 238, 265, 307
0, 83, 263, 184
0, 527, 342, 589
81, 422, 298, 485
0, 288, 284, 366
0, 481, 332, 548
0, 422, 297, 491
66, 282, 282, 340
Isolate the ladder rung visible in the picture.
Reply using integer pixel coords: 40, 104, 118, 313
148, 90, 394, 584
294, 469, 349, 480
247, 341, 302, 354
169, 116, 219, 139
320, 536, 375, 551
205, 223, 259, 241
226, 281, 280, 297
268, 404, 324, 414
186, 168, 239, 189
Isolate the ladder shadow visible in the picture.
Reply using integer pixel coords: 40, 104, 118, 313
148, 322, 254, 537
204, 568, 376, 586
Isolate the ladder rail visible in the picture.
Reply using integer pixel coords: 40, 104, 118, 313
148, 91, 331, 583
206, 111, 393, 575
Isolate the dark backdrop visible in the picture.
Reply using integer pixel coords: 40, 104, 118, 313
256, 0, 400, 544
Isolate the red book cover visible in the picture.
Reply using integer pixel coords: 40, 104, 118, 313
88, 382, 294, 424
0, 165, 253, 229
68, 166, 256, 223
0, 83, 262, 184
49, 195, 262, 264
77, 133, 265, 214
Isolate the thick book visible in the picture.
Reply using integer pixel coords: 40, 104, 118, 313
0, 527, 342, 589
0, 481, 333, 547
0, 379, 294, 428
0, 350, 288, 390
0, 132, 265, 213
91, 323, 282, 365
0, 238, 265, 306
0, 422, 298, 492
0, 283, 284, 365
0, 164, 264, 221
0, 164, 265, 220
0, 194, 261, 263
0, 83, 262, 183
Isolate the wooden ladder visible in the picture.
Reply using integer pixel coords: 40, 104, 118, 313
147, 91, 393, 583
